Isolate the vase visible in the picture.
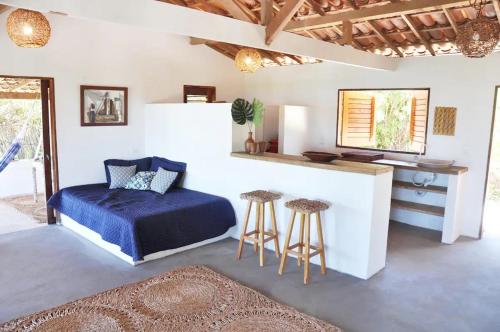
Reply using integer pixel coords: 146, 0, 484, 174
245, 132, 255, 153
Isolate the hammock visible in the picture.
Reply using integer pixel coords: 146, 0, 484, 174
0, 116, 30, 173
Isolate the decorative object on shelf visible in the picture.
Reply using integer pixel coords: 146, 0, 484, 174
231, 98, 265, 153
433, 107, 457, 136
412, 172, 438, 197
341, 151, 384, 162
258, 141, 269, 153
81, 86, 128, 126
235, 48, 262, 73
302, 151, 340, 163
7, 8, 51, 48
246, 133, 256, 154
456, 0, 500, 58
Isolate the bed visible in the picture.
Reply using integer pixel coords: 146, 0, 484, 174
48, 184, 236, 265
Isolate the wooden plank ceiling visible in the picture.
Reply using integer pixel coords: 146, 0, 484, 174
159, 0, 500, 58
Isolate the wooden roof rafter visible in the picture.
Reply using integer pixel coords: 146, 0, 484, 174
401, 14, 436, 56
157, 0, 500, 58
366, 20, 404, 57
189, 37, 322, 66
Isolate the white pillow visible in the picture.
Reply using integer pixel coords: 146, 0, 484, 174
108, 165, 136, 189
150, 167, 178, 194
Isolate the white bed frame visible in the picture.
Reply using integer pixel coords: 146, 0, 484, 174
60, 214, 231, 265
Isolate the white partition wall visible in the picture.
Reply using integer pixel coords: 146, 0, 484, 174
145, 103, 393, 280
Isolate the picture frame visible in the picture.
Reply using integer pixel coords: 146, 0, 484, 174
80, 85, 128, 126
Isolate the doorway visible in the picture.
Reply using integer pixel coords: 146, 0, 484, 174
0, 76, 58, 235
483, 86, 500, 236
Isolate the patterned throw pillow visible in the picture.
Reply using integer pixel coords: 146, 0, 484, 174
150, 167, 178, 194
108, 165, 137, 189
125, 171, 157, 191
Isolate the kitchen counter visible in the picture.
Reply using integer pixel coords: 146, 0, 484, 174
372, 159, 468, 175
231, 152, 393, 176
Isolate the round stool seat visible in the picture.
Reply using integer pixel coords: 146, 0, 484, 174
240, 190, 282, 203
285, 198, 329, 214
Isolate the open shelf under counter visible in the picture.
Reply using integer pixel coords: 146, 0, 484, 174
391, 199, 445, 217
392, 180, 448, 194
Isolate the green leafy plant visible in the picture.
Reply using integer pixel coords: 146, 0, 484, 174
231, 98, 265, 132
252, 98, 264, 128
231, 98, 253, 126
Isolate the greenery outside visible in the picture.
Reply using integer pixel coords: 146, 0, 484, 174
0, 99, 43, 161
374, 91, 412, 152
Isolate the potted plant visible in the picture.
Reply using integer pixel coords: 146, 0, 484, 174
231, 98, 264, 153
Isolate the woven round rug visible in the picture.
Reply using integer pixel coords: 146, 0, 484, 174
0, 265, 341, 332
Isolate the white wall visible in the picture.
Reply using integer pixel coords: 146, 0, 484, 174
0, 161, 44, 198
243, 54, 500, 238
0, 13, 244, 188
145, 103, 393, 279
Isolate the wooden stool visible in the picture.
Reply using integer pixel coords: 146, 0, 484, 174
236, 190, 282, 266
279, 198, 329, 284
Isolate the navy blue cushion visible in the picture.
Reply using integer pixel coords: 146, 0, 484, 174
150, 156, 186, 187
104, 158, 152, 186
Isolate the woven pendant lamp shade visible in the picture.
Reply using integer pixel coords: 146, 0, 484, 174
7, 9, 51, 48
456, 16, 500, 58
235, 48, 262, 73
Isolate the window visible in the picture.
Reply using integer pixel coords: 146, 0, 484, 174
183, 85, 216, 103
337, 88, 430, 154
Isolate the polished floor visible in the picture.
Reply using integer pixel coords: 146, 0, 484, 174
1, 222, 499, 332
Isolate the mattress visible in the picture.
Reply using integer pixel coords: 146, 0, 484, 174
48, 184, 236, 261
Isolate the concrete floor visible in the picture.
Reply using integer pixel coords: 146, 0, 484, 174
0, 202, 44, 235
1, 223, 500, 332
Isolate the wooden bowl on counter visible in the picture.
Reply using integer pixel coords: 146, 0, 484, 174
302, 151, 340, 163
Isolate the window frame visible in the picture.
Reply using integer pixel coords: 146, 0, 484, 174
336, 87, 431, 155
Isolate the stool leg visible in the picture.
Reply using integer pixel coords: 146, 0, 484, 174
279, 210, 296, 275
236, 200, 253, 260
253, 202, 260, 253
298, 213, 305, 267
259, 203, 265, 267
269, 201, 280, 258
304, 213, 311, 285
316, 212, 327, 275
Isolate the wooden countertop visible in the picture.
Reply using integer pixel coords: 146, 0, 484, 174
231, 152, 393, 176
371, 159, 468, 175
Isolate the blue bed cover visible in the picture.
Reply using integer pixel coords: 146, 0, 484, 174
48, 184, 236, 261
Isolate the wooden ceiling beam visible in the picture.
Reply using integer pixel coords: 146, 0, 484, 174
285, 0, 471, 31
342, 20, 353, 45
0, 4, 10, 14
212, 0, 255, 22
207, 44, 236, 60
287, 54, 304, 64
346, 0, 359, 10
306, 0, 325, 15
367, 20, 403, 57
0, 92, 40, 100
492, 0, 500, 25
401, 14, 436, 56
266, 0, 307, 44
442, 7, 459, 33
330, 24, 364, 49
261, 50, 283, 65
261, 0, 273, 24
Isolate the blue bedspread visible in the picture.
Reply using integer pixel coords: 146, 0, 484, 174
48, 184, 236, 261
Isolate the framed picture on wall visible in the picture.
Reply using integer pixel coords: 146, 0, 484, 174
80, 85, 128, 126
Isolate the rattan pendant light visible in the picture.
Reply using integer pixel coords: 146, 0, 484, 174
456, 0, 500, 58
235, 48, 262, 73
7, 8, 51, 48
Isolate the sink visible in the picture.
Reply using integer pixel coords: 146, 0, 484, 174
416, 158, 455, 169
